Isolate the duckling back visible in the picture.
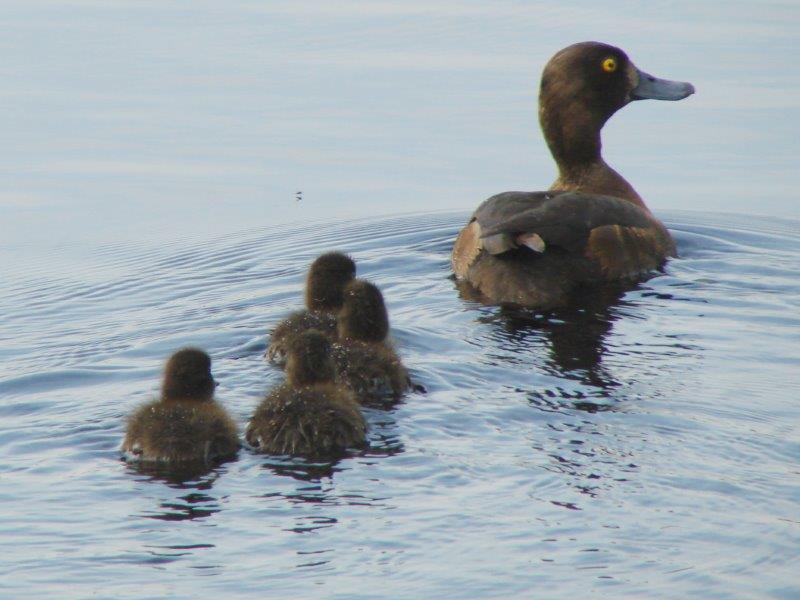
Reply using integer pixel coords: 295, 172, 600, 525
267, 309, 337, 365
332, 340, 409, 402
121, 348, 238, 464
334, 280, 409, 402
248, 331, 366, 456
246, 383, 365, 457
123, 399, 239, 463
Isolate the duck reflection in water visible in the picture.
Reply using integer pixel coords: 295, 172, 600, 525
459, 277, 639, 395
127, 463, 226, 522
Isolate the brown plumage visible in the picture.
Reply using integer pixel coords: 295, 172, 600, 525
122, 348, 239, 464
266, 252, 356, 365
247, 330, 366, 457
452, 42, 694, 308
332, 280, 409, 402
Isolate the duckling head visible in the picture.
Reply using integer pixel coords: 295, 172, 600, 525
337, 279, 390, 343
305, 252, 357, 312
161, 348, 216, 401
285, 329, 337, 386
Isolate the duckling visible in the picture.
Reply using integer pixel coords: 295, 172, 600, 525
332, 279, 409, 402
122, 348, 239, 464
266, 252, 356, 365
452, 42, 695, 308
247, 330, 366, 456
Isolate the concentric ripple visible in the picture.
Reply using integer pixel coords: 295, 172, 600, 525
1, 210, 798, 598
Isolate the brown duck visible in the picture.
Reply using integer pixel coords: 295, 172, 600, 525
122, 348, 239, 464
266, 252, 356, 365
332, 279, 409, 402
247, 330, 366, 456
452, 42, 695, 308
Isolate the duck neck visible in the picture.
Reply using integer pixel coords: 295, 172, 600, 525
539, 101, 647, 210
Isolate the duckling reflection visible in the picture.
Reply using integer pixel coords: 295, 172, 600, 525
122, 348, 239, 465
267, 252, 356, 365
145, 491, 222, 522
127, 465, 225, 521
248, 330, 367, 457
332, 279, 409, 403
126, 458, 224, 487
261, 457, 342, 482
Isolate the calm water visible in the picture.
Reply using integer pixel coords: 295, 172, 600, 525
2, 211, 799, 598
2, 1, 800, 598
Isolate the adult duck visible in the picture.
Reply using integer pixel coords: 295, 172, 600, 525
452, 42, 694, 308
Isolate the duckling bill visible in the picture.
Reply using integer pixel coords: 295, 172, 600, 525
247, 330, 366, 457
122, 348, 239, 464
266, 252, 356, 365
452, 42, 694, 308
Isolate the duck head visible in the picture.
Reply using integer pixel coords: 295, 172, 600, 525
337, 279, 390, 343
285, 329, 336, 386
161, 348, 216, 401
305, 252, 357, 312
539, 42, 694, 196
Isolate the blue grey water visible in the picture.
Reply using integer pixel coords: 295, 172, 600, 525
1, 1, 799, 598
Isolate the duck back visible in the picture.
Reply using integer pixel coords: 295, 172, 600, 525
453, 191, 675, 307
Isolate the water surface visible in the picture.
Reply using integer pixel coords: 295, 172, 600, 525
2, 210, 800, 597
1, 1, 799, 598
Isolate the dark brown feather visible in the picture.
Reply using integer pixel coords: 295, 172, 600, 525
123, 399, 239, 463
450, 41, 691, 307
585, 223, 675, 279
122, 348, 237, 464
305, 252, 357, 311
246, 383, 366, 457
337, 280, 389, 344
266, 252, 356, 365
332, 341, 409, 403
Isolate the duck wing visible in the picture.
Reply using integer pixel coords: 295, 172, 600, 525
475, 191, 655, 252
469, 190, 674, 279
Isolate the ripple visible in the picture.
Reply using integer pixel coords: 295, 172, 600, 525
1, 210, 799, 597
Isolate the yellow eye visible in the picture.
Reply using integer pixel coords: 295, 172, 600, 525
602, 57, 617, 72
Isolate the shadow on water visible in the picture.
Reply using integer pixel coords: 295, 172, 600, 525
457, 276, 646, 402
125, 459, 232, 522
259, 455, 345, 483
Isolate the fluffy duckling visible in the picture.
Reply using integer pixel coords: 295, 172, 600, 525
332, 279, 409, 402
247, 330, 366, 456
266, 252, 356, 365
122, 348, 239, 464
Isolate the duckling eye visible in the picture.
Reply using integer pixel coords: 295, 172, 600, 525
601, 57, 617, 73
